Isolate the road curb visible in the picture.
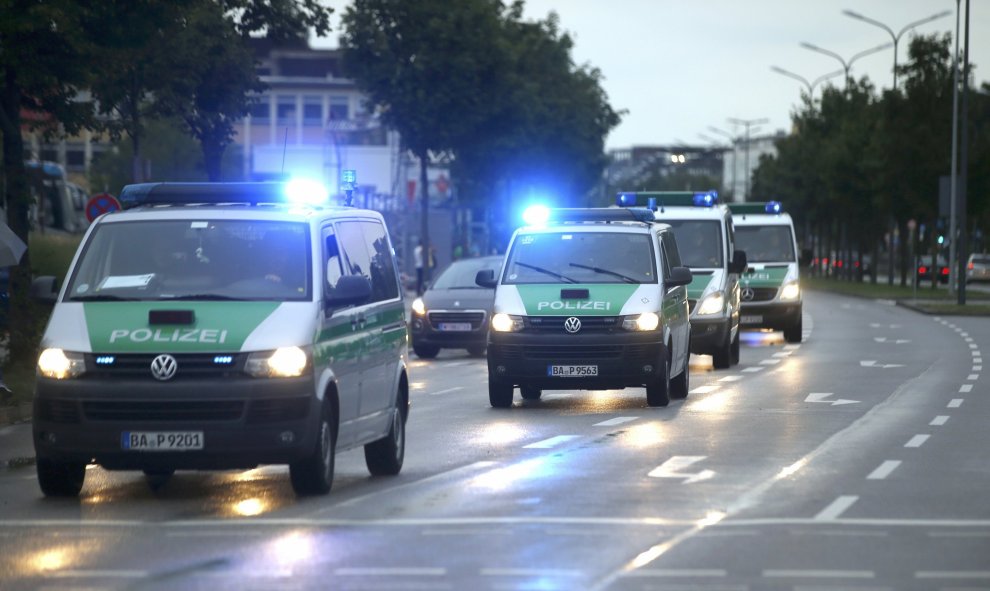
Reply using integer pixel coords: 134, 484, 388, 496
1, 456, 35, 470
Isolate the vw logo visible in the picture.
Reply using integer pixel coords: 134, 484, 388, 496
150, 354, 178, 381
563, 317, 582, 333
741, 287, 756, 302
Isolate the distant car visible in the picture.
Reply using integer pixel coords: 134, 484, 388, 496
967, 254, 990, 283
916, 255, 950, 284
409, 255, 503, 359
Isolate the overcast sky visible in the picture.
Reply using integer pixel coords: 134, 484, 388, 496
316, 1, 988, 151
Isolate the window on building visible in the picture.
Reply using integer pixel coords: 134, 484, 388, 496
66, 145, 86, 169
276, 95, 297, 127
329, 96, 349, 122
303, 96, 323, 127
249, 100, 270, 123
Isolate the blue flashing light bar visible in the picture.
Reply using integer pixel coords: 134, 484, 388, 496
537, 207, 656, 224
616, 192, 637, 207
522, 204, 552, 226
692, 191, 719, 207
765, 201, 782, 214
118, 181, 332, 209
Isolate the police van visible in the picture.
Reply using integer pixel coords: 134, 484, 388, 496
729, 201, 802, 343
476, 207, 692, 408
30, 181, 409, 497
618, 191, 747, 369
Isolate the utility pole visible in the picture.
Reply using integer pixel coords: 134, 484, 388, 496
727, 117, 768, 201
958, 0, 970, 305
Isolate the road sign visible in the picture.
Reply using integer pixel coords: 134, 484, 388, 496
86, 193, 121, 222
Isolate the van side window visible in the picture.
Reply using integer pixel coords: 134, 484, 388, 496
660, 232, 682, 269
336, 221, 373, 287
323, 225, 343, 291
359, 220, 400, 301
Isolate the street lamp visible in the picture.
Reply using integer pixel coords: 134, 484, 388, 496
727, 117, 769, 202
770, 65, 845, 97
842, 9, 953, 89
799, 41, 895, 87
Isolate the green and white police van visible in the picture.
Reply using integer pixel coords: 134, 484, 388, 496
729, 201, 802, 343
618, 191, 747, 369
476, 207, 692, 408
30, 181, 409, 497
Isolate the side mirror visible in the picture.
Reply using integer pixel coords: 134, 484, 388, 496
730, 249, 748, 274
326, 275, 372, 308
475, 269, 498, 288
667, 266, 693, 288
30, 276, 59, 304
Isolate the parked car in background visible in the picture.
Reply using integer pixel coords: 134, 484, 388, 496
410, 255, 503, 359
967, 254, 990, 283
916, 255, 950, 284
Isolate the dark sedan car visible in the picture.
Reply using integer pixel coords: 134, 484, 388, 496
410, 255, 503, 359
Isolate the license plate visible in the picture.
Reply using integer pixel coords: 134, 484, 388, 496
741, 315, 763, 324
548, 364, 598, 377
121, 431, 203, 451
438, 322, 472, 332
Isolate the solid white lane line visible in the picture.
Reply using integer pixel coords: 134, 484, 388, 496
718, 375, 743, 382
915, 571, 990, 579
948, 399, 964, 408
481, 568, 582, 577
48, 570, 148, 578
524, 435, 578, 449
593, 417, 638, 427
760, 359, 781, 365
931, 415, 950, 426
815, 495, 858, 521
689, 385, 719, 394
742, 367, 764, 373
960, 384, 973, 393
968, 374, 979, 380
622, 569, 727, 577
428, 386, 464, 396
867, 460, 901, 480
335, 568, 446, 576
763, 569, 874, 578
905, 435, 930, 448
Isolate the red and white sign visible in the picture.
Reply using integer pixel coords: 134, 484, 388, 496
86, 193, 121, 222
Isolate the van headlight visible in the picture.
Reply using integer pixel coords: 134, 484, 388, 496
37, 349, 86, 379
695, 291, 725, 316
411, 297, 426, 315
780, 281, 800, 301
245, 346, 310, 378
491, 313, 524, 332
622, 312, 660, 331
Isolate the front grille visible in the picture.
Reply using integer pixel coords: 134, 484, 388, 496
743, 288, 778, 302
83, 400, 244, 422
524, 316, 621, 333
427, 311, 486, 329
37, 399, 81, 424
85, 353, 244, 380
246, 398, 310, 423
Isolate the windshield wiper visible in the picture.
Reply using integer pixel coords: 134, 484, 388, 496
70, 294, 139, 302
515, 262, 578, 284
568, 262, 638, 284
447, 286, 485, 290
159, 294, 247, 301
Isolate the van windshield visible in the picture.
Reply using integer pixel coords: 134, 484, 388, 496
664, 220, 723, 268
65, 220, 311, 301
735, 225, 796, 263
502, 231, 656, 285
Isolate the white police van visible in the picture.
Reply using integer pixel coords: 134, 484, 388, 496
476, 207, 692, 408
729, 201, 802, 343
30, 181, 409, 497
618, 191, 747, 369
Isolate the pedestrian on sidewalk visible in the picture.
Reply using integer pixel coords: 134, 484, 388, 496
414, 239, 425, 295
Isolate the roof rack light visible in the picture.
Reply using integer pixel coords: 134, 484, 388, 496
537, 207, 656, 225
118, 181, 331, 209
616, 191, 719, 209
728, 202, 784, 215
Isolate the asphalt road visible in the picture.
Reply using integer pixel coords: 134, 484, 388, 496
0, 290, 987, 591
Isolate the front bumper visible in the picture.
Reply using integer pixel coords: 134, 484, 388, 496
410, 311, 488, 349
33, 375, 320, 470
739, 301, 801, 330
689, 315, 731, 354
487, 331, 664, 390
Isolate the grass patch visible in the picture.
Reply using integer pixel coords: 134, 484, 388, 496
1, 360, 35, 408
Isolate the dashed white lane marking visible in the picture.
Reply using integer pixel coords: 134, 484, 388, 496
648, 456, 715, 483
965, 337, 974, 342
915, 571, 990, 579
689, 385, 720, 394
905, 434, 930, 448
948, 399, 964, 408
763, 569, 874, 579
967, 374, 979, 380
47, 570, 148, 578
481, 568, 582, 577
783, 344, 801, 351
960, 384, 974, 393
593, 417, 638, 427
428, 386, 464, 396
718, 375, 743, 382
742, 367, 764, 373
970, 344, 979, 349
961, 331, 969, 336
335, 568, 446, 576
931, 415, 950, 426
975, 365, 983, 371
524, 435, 578, 449
621, 569, 727, 578
867, 461, 901, 480
815, 496, 859, 521
772, 352, 792, 358
760, 359, 781, 365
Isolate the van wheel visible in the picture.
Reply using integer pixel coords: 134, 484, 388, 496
712, 331, 732, 369
670, 349, 690, 400
37, 458, 86, 497
413, 344, 440, 359
784, 317, 803, 343
467, 346, 487, 357
290, 405, 336, 496
365, 402, 406, 476
520, 386, 542, 400
730, 330, 740, 365
489, 381, 514, 408
646, 346, 671, 407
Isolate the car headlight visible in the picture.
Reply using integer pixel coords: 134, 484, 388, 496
780, 281, 800, 301
37, 348, 86, 379
695, 292, 725, 316
245, 346, 310, 378
622, 312, 660, 331
411, 297, 426, 315
491, 313, 524, 332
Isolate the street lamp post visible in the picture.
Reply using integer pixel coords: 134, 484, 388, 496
727, 117, 769, 201
842, 9, 953, 89
770, 66, 845, 97
799, 41, 894, 88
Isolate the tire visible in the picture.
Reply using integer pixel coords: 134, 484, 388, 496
519, 386, 542, 400
712, 330, 731, 369
730, 329, 740, 365
670, 346, 690, 400
646, 345, 671, 407
364, 398, 406, 476
489, 381, 514, 408
467, 345, 487, 357
37, 458, 86, 497
784, 316, 803, 343
290, 404, 336, 496
413, 344, 440, 359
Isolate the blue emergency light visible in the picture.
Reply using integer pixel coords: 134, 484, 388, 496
118, 182, 333, 209
692, 191, 719, 207
522, 204, 552, 226
616, 193, 637, 207
765, 201, 782, 214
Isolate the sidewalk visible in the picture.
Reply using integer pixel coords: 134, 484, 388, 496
0, 420, 34, 470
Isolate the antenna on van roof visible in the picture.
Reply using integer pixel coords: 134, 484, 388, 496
280, 128, 288, 176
